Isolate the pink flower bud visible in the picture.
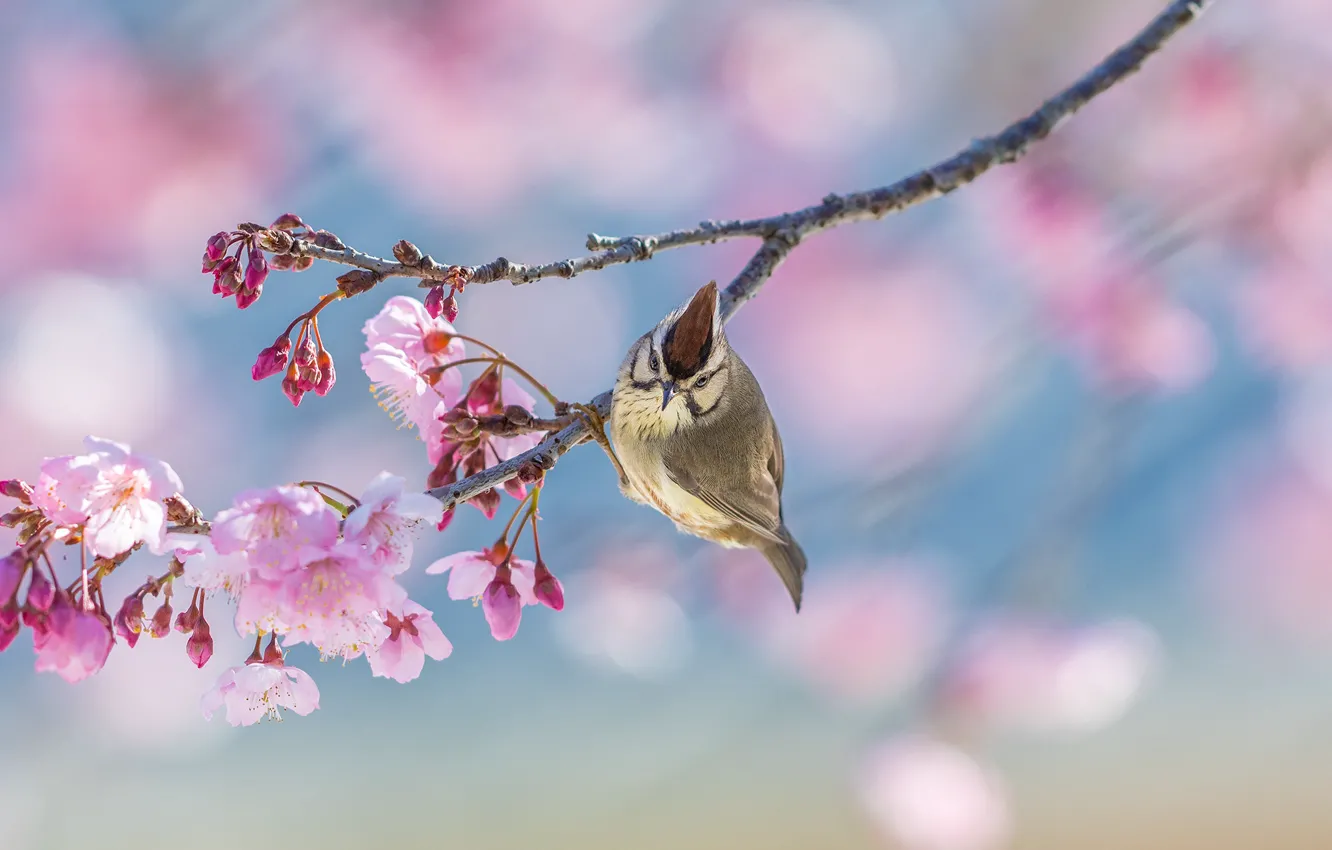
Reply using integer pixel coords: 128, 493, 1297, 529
437, 507, 455, 532
482, 577, 523, 641
314, 350, 336, 396
0, 602, 18, 653
202, 231, 229, 272
187, 618, 213, 668
174, 603, 200, 634
251, 336, 292, 381
0, 551, 24, 602
113, 595, 144, 648
25, 568, 54, 613
241, 247, 268, 301
439, 290, 459, 323
213, 256, 242, 296
424, 286, 446, 318
282, 373, 305, 407
148, 602, 172, 639
270, 253, 296, 271
293, 255, 314, 272
533, 561, 564, 611
0, 479, 33, 503
270, 212, 306, 231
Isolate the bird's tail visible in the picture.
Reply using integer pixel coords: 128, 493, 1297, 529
761, 526, 808, 612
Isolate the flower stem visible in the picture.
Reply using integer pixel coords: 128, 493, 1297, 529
428, 356, 561, 409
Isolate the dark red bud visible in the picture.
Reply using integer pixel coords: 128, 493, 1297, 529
202, 231, 229, 272
293, 255, 315, 272
235, 222, 265, 233
0, 551, 24, 601
187, 618, 213, 668
312, 230, 346, 250
114, 595, 144, 647
0, 479, 32, 504
467, 370, 501, 414
533, 561, 565, 611
258, 229, 295, 254
503, 405, 533, 427
243, 246, 269, 293
503, 477, 527, 501
516, 461, 545, 485
437, 507, 454, 532
252, 336, 292, 382
0, 604, 18, 653
282, 373, 305, 407
174, 603, 200, 634
392, 240, 423, 266
270, 253, 296, 271
262, 638, 284, 665
214, 257, 242, 296
336, 269, 380, 297
163, 494, 199, 525
424, 286, 446, 318
148, 602, 172, 639
439, 290, 459, 323
314, 350, 336, 396
25, 569, 54, 612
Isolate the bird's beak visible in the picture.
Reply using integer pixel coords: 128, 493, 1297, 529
661, 381, 676, 410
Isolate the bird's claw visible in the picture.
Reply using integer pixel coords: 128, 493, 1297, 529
572, 403, 630, 489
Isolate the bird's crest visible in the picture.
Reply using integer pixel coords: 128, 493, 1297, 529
662, 281, 717, 378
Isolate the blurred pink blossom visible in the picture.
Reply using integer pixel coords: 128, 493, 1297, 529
553, 542, 692, 677
714, 551, 948, 705
718, 2, 897, 155
936, 618, 1159, 734
0, 40, 282, 280
735, 243, 992, 471
1201, 462, 1332, 644
857, 734, 1010, 850
978, 166, 1213, 391
211, 485, 339, 572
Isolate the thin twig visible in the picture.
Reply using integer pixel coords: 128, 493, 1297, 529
422, 0, 1212, 509
271, 0, 1209, 302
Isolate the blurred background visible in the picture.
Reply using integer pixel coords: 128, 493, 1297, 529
3, 0, 1332, 847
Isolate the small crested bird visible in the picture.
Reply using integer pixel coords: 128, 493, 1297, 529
580, 281, 808, 610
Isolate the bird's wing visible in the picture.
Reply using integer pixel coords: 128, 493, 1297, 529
769, 421, 786, 497
663, 450, 785, 545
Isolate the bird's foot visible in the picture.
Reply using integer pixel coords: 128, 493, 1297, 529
572, 402, 631, 489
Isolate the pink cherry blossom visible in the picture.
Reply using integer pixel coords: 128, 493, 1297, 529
363, 295, 466, 366
210, 485, 339, 571
858, 734, 1010, 850
31, 465, 94, 526
171, 535, 252, 597
200, 660, 321, 726
936, 618, 1159, 733
426, 549, 538, 640
363, 343, 460, 433
343, 472, 445, 574
32, 594, 114, 683
267, 542, 404, 660
31, 437, 182, 558
365, 601, 453, 683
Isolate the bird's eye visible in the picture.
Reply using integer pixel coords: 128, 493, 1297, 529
649, 352, 660, 371
695, 373, 709, 389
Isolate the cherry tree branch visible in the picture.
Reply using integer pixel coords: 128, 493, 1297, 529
421, 0, 1211, 510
